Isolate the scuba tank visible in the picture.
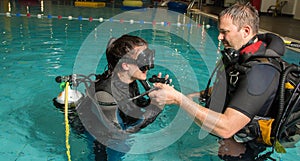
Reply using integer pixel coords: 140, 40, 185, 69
54, 86, 84, 109
53, 74, 84, 111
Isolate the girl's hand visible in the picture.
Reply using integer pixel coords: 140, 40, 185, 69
149, 72, 172, 84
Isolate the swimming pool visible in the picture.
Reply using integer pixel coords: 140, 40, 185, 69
0, 1, 299, 161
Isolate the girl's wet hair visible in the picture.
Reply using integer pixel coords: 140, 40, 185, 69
106, 35, 147, 73
218, 2, 259, 34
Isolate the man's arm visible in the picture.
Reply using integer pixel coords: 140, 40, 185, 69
149, 83, 251, 138
187, 87, 213, 100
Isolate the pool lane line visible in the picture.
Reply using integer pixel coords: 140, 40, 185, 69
0, 12, 212, 29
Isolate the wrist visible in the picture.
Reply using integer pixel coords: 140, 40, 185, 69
174, 90, 183, 105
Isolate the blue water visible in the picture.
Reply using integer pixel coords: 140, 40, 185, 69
0, 1, 299, 161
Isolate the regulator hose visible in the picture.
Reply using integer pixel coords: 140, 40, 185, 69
64, 82, 72, 161
274, 64, 300, 142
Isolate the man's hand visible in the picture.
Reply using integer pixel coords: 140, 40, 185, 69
149, 83, 181, 106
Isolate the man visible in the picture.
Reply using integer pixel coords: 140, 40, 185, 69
149, 3, 285, 159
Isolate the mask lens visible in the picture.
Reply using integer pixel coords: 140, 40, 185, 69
136, 48, 155, 72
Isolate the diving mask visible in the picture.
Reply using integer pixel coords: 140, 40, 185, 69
136, 48, 155, 72
117, 48, 155, 72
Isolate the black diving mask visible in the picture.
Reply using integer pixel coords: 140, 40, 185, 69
221, 35, 258, 67
136, 48, 155, 72
221, 48, 239, 67
118, 48, 155, 72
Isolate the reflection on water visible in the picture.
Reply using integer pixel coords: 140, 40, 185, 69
0, 1, 299, 160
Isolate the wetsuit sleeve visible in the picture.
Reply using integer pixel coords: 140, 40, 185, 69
228, 64, 280, 119
139, 102, 162, 129
116, 88, 162, 133
110, 78, 164, 133
119, 99, 162, 133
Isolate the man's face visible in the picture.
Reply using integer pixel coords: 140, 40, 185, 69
218, 15, 244, 50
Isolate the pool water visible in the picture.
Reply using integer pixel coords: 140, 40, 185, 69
1, 1, 299, 161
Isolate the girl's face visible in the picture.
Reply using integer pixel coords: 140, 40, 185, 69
128, 45, 148, 81
119, 45, 148, 83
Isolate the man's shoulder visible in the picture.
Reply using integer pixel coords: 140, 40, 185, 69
248, 63, 279, 90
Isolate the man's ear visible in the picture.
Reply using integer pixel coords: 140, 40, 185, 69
121, 62, 130, 71
242, 25, 251, 38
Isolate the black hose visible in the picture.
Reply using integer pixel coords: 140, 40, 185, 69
200, 60, 222, 105
274, 64, 300, 143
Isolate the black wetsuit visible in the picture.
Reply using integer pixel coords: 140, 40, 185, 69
209, 40, 281, 119
95, 73, 162, 133
227, 48, 281, 119
90, 72, 162, 161
209, 34, 285, 160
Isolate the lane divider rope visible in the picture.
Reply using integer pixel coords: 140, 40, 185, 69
0, 12, 211, 28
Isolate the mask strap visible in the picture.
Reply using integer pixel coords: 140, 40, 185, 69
107, 37, 116, 48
